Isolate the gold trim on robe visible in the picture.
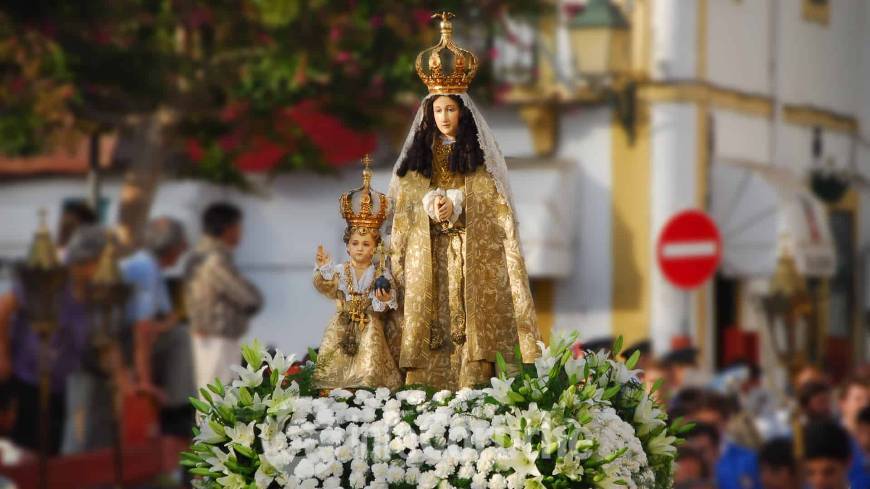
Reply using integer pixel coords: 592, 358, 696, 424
390, 141, 541, 390
311, 268, 403, 391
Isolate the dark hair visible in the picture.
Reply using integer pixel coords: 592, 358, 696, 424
670, 388, 732, 420
804, 421, 851, 462
58, 200, 99, 246
676, 446, 710, 479
759, 437, 797, 471
857, 405, 870, 425
202, 202, 242, 238
342, 226, 381, 245
395, 95, 485, 178
798, 381, 831, 409
684, 422, 721, 447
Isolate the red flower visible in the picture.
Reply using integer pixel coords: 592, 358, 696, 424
282, 101, 376, 166
234, 136, 287, 172
330, 25, 343, 43
185, 139, 205, 163
369, 15, 384, 29
221, 101, 249, 123
284, 364, 302, 376
218, 132, 241, 152
335, 51, 351, 63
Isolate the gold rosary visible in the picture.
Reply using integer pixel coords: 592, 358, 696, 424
342, 262, 373, 332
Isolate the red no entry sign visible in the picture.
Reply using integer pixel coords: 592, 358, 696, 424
657, 210, 722, 289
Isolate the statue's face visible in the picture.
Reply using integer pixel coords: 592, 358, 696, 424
433, 96, 460, 138
346, 230, 377, 267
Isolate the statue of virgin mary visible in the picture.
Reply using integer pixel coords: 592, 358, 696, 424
388, 12, 541, 391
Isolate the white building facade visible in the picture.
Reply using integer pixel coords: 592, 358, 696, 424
2, 0, 870, 375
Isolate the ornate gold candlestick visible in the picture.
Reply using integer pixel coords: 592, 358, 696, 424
13, 210, 68, 489
84, 237, 130, 489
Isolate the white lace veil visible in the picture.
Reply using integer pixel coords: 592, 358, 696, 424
387, 93, 514, 208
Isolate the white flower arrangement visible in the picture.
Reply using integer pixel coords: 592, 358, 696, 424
184, 336, 684, 489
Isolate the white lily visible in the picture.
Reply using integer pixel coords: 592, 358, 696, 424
230, 363, 267, 389
534, 341, 558, 379
633, 394, 665, 437
216, 473, 247, 489
255, 454, 278, 489
265, 349, 296, 379
552, 450, 584, 480
487, 377, 514, 404
225, 420, 256, 448
646, 429, 678, 457
194, 418, 226, 444
266, 383, 297, 415
509, 443, 541, 479
203, 446, 231, 474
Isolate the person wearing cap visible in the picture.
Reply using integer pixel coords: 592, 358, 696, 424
0, 225, 105, 454
120, 216, 194, 438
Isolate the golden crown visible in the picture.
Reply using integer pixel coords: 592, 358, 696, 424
416, 12, 479, 94
340, 154, 388, 230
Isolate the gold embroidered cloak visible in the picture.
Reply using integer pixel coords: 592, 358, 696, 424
390, 142, 541, 390
311, 265, 403, 391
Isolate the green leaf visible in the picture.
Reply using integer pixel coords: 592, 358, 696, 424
650, 378, 664, 394
208, 419, 227, 438
190, 397, 212, 414
199, 387, 213, 405
233, 443, 256, 459
212, 378, 225, 397
239, 387, 253, 406
678, 422, 697, 434
241, 340, 264, 369
507, 391, 526, 403
602, 384, 621, 400
495, 352, 508, 379
514, 344, 523, 363
307, 347, 318, 363
625, 349, 641, 370
270, 368, 279, 387
217, 405, 236, 424
612, 336, 624, 356
189, 467, 223, 477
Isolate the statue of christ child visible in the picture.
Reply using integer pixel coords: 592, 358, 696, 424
311, 157, 403, 391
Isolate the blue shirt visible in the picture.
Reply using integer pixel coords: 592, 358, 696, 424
120, 250, 171, 325
716, 441, 762, 489
849, 436, 870, 489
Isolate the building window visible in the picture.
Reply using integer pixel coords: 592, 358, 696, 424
803, 0, 830, 25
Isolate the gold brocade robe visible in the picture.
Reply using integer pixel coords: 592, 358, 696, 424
311, 264, 403, 391
390, 139, 541, 390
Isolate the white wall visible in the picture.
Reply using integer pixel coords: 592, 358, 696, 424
706, 0, 771, 94
651, 0, 698, 80
778, 0, 865, 114
551, 106, 613, 340
649, 102, 699, 353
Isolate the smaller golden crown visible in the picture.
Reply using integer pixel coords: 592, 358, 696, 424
340, 154, 388, 230
416, 12, 479, 95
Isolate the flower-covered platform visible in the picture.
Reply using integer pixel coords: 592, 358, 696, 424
183, 336, 684, 489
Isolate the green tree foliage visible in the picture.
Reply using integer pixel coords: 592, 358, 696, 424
0, 0, 540, 185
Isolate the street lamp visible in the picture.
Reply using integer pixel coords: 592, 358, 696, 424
569, 0, 631, 85
85, 237, 131, 489
760, 251, 814, 373
568, 0, 636, 140
14, 210, 68, 489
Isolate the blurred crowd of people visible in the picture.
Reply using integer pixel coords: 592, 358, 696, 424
0, 201, 262, 471
612, 337, 870, 489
